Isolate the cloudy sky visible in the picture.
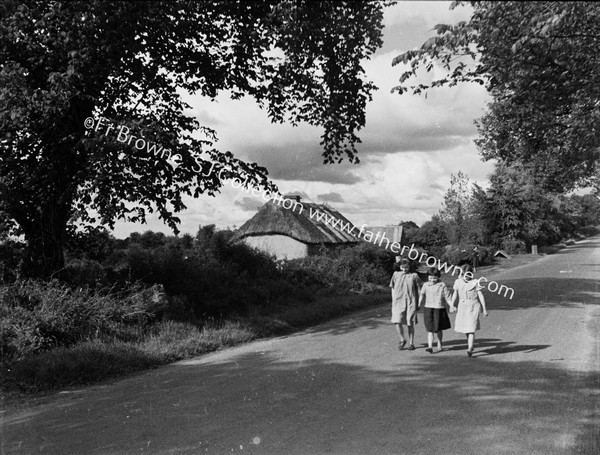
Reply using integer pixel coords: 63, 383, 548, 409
113, 1, 494, 238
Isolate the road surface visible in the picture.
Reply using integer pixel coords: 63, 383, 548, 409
2, 237, 599, 455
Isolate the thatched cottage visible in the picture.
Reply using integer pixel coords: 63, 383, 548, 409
231, 195, 360, 259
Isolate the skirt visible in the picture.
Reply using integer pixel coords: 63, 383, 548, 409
424, 307, 451, 332
391, 298, 418, 326
454, 299, 481, 333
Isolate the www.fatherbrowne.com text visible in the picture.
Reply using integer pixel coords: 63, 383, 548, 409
237, 185, 514, 300
173, 150, 515, 300
311, 208, 513, 299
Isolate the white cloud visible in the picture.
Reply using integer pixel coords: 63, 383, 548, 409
360, 51, 489, 157
384, 1, 472, 29
379, 1, 473, 54
111, 1, 493, 238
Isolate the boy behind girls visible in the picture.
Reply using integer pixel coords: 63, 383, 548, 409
389, 259, 422, 350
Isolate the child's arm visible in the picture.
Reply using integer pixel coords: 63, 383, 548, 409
418, 288, 425, 311
478, 290, 488, 316
449, 290, 458, 313
442, 284, 454, 312
414, 273, 423, 290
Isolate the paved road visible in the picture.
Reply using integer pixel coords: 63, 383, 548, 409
2, 238, 599, 455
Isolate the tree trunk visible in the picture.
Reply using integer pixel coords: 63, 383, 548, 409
20, 203, 68, 279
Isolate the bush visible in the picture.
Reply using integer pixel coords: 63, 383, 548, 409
59, 227, 395, 320
501, 237, 527, 254
0, 240, 25, 282
62, 258, 107, 287
280, 243, 394, 295
439, 244, 491, 267
65, 227, 115, 263
0, 280, 163, 365
117, 237, 316, 319
575, 225, 600, 237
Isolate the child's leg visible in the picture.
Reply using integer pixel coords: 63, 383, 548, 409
427, 332, 434, 349
425, 331, 434, 353
437, 331, 443, 349
408, 325, 415, 346
467, 333, 474, 352
395, 323, 405, 342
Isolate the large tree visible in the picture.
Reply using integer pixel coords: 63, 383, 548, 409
0, 0, 386, 276
437, 171, 487, 245
438, 171, 470, 244
392, 1, 600, 191
481, 162, 571, 250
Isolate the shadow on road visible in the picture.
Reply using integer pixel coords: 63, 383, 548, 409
4, 239, 599, 454
437, 338, 550, 357
294, 277, 599, 340
176, 352, 599, 455
486, 278, 600, 310
5, 348, 598, 455
299, 309, 390, 336
544, 239, 600, 254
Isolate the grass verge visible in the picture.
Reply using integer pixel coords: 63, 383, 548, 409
1, 292, 388, 398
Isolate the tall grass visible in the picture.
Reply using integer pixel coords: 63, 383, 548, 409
1, 279, 388, 395
1, 230, 394, 395
0, 279, 161, 364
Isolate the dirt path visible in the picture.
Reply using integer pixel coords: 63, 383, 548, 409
2, 238, 599, 455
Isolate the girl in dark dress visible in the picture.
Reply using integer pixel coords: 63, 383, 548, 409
418, 267, 453, 353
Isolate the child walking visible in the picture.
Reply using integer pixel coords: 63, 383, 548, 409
418, 267, 453, 353
451, 263, 489, 357
389, 259, 421, 350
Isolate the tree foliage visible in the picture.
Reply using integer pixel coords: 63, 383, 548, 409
483, 163, 555, 248
438, 171, 469, 242
412, 215, 449, 250
392, 1, 600, 191
475, 162, 600, 251
437, 171, 486, 245
0, 0, 387, 276
414, 165, 600, 255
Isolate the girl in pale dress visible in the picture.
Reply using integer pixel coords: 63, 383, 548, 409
451, 264, 488, 357
389, 259, 421, 350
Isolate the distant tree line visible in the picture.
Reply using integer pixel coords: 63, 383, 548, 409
393, 2, 600, 258
401, 171, 600, 260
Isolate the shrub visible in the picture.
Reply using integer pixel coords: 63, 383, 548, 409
115, 232, 318, 319
56, 227, 394, 321
575, 225, 600, 237
62, 258, 107, 287
0, 280, 163, 365
280, 243, 394, 295
501, 237, 527, 254
440, 244, 491, 267
65, 227, 115, 262
0, 240, 25, 283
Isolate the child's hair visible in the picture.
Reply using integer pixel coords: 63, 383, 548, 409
394, 258, 411, 271
428, 267, 441, 277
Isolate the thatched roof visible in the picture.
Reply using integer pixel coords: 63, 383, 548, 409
231, 198, 360, 245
